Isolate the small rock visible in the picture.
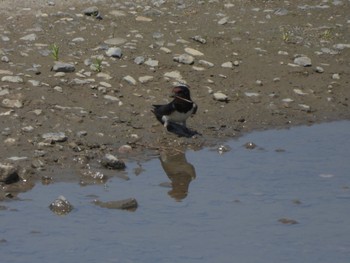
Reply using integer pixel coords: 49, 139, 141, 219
2, 98, 23, 108
218, 17, 229, 25
52, 62, 75, 73
173, 54, 194, 65
332, 73, 340, 80
315, 66, 324, 73
104, 37, 127, 46
135, 16, 152, 22
274, 8, 289, 16
1, 56, 9, 63
93, 198, 138, 210
184, 47, 204, 56
106, 47, 122, 58
101, 154, 126, 169
82, 6, 99, 16
42, 132, 67, 143
49, 196, 73, 215
294, 56, 312, 67
72, 37, 85, 42
164, 70, 183, 81
20, 33, 37, 41
139, 76, 154, 83
1, 76, 24, 83
244, 142, 257, 149
160, 47, 171, 53
293, 89, 308, 95
213, 92, 229, 102
199, 60, 214, 67
134, 56, 145, 65
118, 144, 133, 154
221, 61, 233, 68
0, 163, 20, 184
103, 95, 119, 102
144, 58, 159, 67
217, 145, 231, 154
278, 218, 299, 225
123, 75, 137, 85
191, 35, 207, 44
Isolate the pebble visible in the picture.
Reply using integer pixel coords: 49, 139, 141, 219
191, 35, 207, 44
294, 56, 312, 67
49, 195, 73, 215
1, 76, 24, 83
82, 6, 99, 16
52, 62, 75, 73
103, 95, 119, 102
1, 56, 9, 63
20, 33, 37, 41
139, 76, 154, 83
93, 198, 137, 210
134, 56, 145, 65
332, 73, 340, 80
164, 71, 183, 81
104, 37, 127, 46
0, 163, 19, 184
42, 132, 67, 143
123, 75, 137, 85
293, 89, 308, 95
185, 47, 204, 56
136, 16, 152, 22
106, 47, 122, 58
144, 58, 159, 67
221, 61, 233, 68
213, 92, 229, 102
118, 144, 133, 154
2, 98, 23, 108
173, 53, 194, 65
100, 154, 126, 170
160, 47, 171, 53
315, 66, 324, 73
218, 17, 229, 25
199, 60, 214, 67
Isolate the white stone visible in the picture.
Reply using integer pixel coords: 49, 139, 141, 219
123, 75, 137, 85
1, 76, 24, 83
213, 92, 229, 101
221, 61, 233, 68
184, 47, 204, 56
139, 76, 154, 83
20, 33, 37, 41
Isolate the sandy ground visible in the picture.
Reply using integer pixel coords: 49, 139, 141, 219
0, 0, 349, 192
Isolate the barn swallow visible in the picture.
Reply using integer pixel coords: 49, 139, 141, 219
152, 85, 197, 128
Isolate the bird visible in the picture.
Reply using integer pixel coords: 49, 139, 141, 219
152, 85, 197, 128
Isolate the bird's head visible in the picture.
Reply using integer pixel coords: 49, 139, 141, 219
170, 85, 192, 102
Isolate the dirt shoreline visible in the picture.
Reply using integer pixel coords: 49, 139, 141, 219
0, 0, 349, 195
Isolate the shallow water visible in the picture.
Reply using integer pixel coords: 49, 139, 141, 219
1, 121, 350, 263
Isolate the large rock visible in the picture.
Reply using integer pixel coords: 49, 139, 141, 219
101, 154, 126, 169
0, 163, 20, 184
49, 196, 74, 215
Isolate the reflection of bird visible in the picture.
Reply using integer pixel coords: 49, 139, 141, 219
159, 150, 196, 201
152, 85, 197, 128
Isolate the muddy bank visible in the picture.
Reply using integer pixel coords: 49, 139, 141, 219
0, 0, 349, 197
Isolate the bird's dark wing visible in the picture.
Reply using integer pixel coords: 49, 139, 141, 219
152, 103, 175, 124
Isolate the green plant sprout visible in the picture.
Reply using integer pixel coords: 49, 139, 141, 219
93, 58, 103, 72
50, 43, 59, 61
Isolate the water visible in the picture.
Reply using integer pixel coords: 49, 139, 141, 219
1, 121, 350, 263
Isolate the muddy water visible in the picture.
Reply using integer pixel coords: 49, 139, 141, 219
1, 121, 350, 263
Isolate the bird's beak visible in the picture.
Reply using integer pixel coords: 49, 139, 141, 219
169, 92, 175, 98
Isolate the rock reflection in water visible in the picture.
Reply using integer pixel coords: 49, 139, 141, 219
159, 150, 196, 201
